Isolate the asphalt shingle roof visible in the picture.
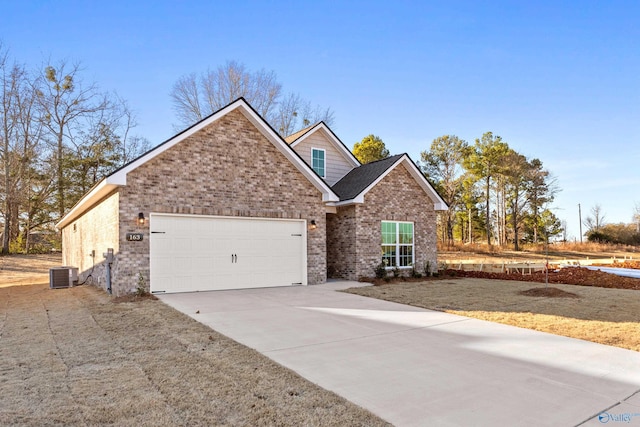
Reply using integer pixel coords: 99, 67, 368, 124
331, 154, 404, 200
284, 123, 318, 144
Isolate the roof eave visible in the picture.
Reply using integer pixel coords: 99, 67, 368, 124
399, 155, 449, 209
57, 98, 340, 228
326, 195, 365, 206
55, 179, 119, 230
335, 154, 449, 210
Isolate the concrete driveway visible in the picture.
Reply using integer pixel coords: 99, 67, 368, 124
157, 281, 640, 426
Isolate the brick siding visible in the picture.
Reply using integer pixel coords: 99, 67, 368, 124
110, 109, 327, 295
327, 164, 437, 280
326, 205, 356, 278
61, 191, 119, 291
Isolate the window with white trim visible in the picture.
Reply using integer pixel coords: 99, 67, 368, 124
311, 148, 325, 178
381, 221, 414, 268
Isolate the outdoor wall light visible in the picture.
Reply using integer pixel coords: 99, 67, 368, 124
309, 220, 317, 230
138, 212, 145, 225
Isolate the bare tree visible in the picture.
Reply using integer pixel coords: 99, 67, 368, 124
171, 61, 281, 124
633, 202, 640, 233
13, 64, 48, 253
0, 44, 16, 254
36, 61, 146, 219
171, 61, 334, 136
36, 61, 111, 219
584, 204, 606, 233
0, 47, 40, 253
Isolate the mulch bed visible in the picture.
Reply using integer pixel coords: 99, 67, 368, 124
443, 267, 640, 290
361, 267, 640, 291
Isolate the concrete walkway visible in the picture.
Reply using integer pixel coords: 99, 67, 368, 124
158, 281, 640, 426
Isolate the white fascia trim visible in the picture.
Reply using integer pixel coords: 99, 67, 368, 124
55, 179, 117, 230
108, 100, 248, 186
401, 155, 449, 210
237, 106, 338, 202
326, 195, 365, 207
345, 155, 449, 210
290, 123, 360, 168
109, 99, 338, 203
57, 99, 339, 229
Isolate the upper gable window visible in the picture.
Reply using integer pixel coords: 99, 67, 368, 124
311, 148, 325, 178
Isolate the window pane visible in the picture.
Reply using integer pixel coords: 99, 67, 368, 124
399, 245, 413, 267
381, 222, 397, 244
381, 245, 396, 267
399, 223, 413, 244
312, 149, 325, 177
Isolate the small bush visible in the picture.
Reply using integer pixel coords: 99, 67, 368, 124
374, 262, 387, 279
136, 272, 148, 296
424, 261, 432, 277
392, 266, 400, 278
411, 267, 422, 278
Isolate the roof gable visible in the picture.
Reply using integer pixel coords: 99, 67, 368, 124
287, 122, 360, 169
331, 155, 403, 200
56, 98, 339, 229
331, 154, 448, 210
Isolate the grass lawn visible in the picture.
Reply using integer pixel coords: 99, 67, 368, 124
0, 283, 388, 426
343, 278, 640, 352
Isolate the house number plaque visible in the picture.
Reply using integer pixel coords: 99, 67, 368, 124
126, 233, 144, 241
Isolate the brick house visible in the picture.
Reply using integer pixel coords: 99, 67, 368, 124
57, 98, 447, 295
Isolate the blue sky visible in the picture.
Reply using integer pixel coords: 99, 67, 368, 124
2, 1, 638, 239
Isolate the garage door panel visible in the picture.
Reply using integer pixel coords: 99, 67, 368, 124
150, 214, 306, 293
173, 237, 193, 253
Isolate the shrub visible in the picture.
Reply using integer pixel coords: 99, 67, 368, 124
136, 272, 148, 296
374, 262, 387, 279
424, 261, 432, 277
392, 266, 400, 278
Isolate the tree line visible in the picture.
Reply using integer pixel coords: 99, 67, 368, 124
0, 44, 150, 254
352, 132, 561, 250
581, 203, 640, 245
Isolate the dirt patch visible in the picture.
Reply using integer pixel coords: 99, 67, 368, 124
0, 283, 388, 426
344, 278, 640, 351
518, 287, 580, 298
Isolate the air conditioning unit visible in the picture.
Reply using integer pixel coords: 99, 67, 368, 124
49, 267, 79, 289
62, 266, 79, 285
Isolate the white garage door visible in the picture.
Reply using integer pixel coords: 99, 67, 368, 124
150, 214, 307, 293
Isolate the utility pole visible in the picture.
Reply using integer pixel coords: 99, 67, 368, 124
578, 203, 583, 243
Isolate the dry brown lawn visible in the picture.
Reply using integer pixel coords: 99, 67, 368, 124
0, 282, 388, 426
344, 278, 640, 352
0, 253, 62, 287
